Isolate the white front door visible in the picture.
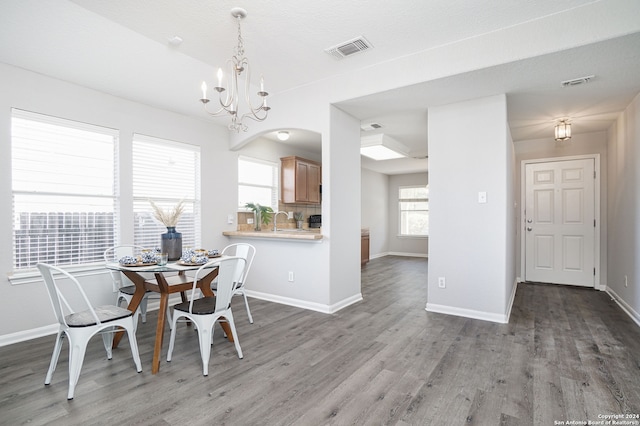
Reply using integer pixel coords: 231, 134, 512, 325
524, 158, 595, 287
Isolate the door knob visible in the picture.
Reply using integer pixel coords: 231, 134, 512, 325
527, 227, 532, 231
527, 219, 532, 223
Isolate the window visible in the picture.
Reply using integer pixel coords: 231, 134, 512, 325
132, 134, 201, 249
399, 185, 429, 236
238, 156, 279, 210
11, 109, 118, 270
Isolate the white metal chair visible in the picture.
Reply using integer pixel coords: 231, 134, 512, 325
37, 263, 142, 400
213, 243, 256, 323
167, 256, 246, 376
104, 245, 171, 328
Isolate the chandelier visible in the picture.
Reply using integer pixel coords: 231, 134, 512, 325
199, 7, 270, 132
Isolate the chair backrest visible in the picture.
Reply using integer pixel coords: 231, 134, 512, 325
221, 243, 256, 286
188, 256, 246, 314
37, 263, 102, 328
103, 245, 145, 288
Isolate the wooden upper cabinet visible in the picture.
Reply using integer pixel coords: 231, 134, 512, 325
281, 156, 321, 204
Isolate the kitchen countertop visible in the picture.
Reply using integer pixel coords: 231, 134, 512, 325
222, 229, 323, 241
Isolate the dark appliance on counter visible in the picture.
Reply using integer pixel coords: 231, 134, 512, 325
309, 214, 322, 228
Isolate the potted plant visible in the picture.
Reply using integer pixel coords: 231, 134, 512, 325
245, 202, 273, 231
294, 212, 304, 229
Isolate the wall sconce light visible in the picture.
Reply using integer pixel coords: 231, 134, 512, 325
555, 120, 572, 142
277, 131, 290, 141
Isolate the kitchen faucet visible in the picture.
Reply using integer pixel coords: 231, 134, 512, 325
273, 211, 289, 231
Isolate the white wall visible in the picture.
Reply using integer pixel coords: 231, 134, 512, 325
0, 63, 352, 344
0, 62, 233, 339
427, 95, 515, 323
327, 106, 363, 305
607, 92, 640, 324
361, 168, 390, 258
388, 173, 429, 257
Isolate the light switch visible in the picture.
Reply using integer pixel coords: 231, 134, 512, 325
227, 214, 234, 224
478, 191, 487, 203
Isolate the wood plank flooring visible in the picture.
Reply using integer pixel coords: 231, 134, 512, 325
1, 256, 639, 425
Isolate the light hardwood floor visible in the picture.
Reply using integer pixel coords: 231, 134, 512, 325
1, 256, 639, 425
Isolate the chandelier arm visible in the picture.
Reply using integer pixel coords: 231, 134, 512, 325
240, 110, 269, 123
202, 102, 229, 117
241, 62, 269, 117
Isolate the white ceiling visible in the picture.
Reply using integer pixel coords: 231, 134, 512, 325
1, 0, 639, 175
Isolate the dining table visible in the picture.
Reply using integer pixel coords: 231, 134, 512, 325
106, 257, 232, 374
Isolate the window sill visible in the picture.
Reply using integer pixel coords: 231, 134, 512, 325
396, 234, 429, 239
8, 263, 110, 285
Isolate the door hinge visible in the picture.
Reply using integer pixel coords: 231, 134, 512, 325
594, 267, 596, 276
594, 171, 596, 179
594, 219, 596, 227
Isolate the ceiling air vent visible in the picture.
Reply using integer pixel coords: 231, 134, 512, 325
561, 75, 595, 87
361, 122, 383, 132
325, 36, 372, 60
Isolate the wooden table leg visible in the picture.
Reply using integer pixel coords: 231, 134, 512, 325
113, 271, 146, 349
152, 292, 169, 374
151, 272, 171, 374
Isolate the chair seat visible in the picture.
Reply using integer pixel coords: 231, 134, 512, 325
65, 305, 133, 327
118, 285, 151, 296
173, 297, 219, 315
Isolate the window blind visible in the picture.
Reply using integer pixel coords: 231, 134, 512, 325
132, 134, 201, 250
11, 109, 118, 270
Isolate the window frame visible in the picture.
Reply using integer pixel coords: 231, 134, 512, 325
10, 109, 119, 279
398, 184, 429, 238
237, 155, 279, 212
131, 134, 202, 251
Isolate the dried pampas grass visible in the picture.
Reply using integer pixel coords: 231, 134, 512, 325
149, 200, 184, 227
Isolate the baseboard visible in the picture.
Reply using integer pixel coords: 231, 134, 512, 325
370, 252, 389, 260
245, 290, 363, 314
606, 287, 640, 328
387, 251, 428, 258
425, 302, 509, 324
0, 324, 58, 347
504, 279, 518, 323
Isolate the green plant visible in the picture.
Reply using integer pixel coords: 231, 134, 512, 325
245, 202, 274, 226
293, 211, 304, 221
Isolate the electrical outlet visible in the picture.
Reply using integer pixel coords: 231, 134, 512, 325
288, 271, 294, 282
438, 277, 446, 288
247, 218, 254, 224
287, 211, 293, 220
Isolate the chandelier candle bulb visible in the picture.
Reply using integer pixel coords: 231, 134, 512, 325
201, 81, 207, 99
217, 68, 223, 88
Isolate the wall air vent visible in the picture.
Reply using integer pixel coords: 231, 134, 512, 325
325, 36, 372, 60
561, 75, 595, 87
361, 122, 383, 132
